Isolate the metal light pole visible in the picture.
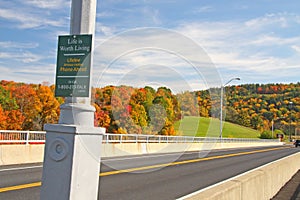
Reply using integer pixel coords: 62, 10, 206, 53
220, 78, 240, 140
289, 101, 293, 142
40, 1, 105, 200
271, 119, 274, 138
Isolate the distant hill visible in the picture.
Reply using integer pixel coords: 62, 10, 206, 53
178, 83, 299, 137
174, 116, 261, 138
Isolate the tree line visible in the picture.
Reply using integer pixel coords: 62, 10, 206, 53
0, 80, 299, 137
194, 83, 300, 137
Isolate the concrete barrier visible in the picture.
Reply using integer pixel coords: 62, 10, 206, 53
0, 142, 283, 165
101, 142, 283, 157
181, 152, 300, 200
0, 144, 44, 165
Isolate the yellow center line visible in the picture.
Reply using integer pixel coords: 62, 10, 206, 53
0, 146, 290, 193
0, 182, 41, 193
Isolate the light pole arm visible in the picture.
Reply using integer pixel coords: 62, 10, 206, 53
224, 78, 241, 87
219, 77, 240, 139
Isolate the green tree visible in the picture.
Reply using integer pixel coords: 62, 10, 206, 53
237, 110, 251, 127
176, 91, 198, 116
0, 85, 18, 110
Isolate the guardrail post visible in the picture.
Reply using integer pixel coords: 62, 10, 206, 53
105, 134, 109, 144
26, 130, 30, 145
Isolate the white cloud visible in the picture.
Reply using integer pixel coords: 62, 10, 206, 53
96, 23, 116, 36
0, 62, 55, 84
192, 6, 214, 14
245, 12, 300, 29
0, 50, 43, 63
173, 13, 300, 84
291, 45, 300, 54
92, 13, 299, 86
0, 7, 66, 29
97, 11, 115, 18
0, 41, 39, 49
248, 35, 300, 46
24, 0, 70, 9
92, 11, 300, 89
92, 28, 221, 91
141, 7, 161, 25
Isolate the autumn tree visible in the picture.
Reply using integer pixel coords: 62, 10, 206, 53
195, 90, 211, 117
129, 88, 148, 132
152, 87, 180, 135
12, 84, 42, 130
94, 103, 111, 129
35, 85, 60, 130
4, 109, 25, 130
0, 105, 7, 129
176, 91, 198, 116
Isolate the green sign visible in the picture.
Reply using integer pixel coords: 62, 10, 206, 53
55, 34, 92, 97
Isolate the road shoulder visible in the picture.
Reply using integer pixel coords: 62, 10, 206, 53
271, 170, 300, 200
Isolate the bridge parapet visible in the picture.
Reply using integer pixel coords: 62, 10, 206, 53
0, 141, 284, 166
179, 152, 300, 200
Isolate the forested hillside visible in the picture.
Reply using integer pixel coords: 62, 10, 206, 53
193, 83, 300, 137
0, 80, 299, 138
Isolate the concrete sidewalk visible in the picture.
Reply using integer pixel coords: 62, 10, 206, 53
271, 170, 300, 200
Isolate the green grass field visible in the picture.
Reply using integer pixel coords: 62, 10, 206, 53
174, 116, 261, 138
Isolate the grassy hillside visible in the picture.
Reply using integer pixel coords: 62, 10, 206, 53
174, 116, 261, 138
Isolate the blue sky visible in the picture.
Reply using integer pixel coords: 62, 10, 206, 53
0, 0, 300, 91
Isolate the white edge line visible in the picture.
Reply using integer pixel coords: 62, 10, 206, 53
0, 165, 43, 172
176, 151, 300, 200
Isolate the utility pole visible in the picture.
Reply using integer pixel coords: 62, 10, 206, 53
40, 1, 105, 200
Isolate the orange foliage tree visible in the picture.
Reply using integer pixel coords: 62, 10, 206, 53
0, 105, 7, 129
36, 85, 60, 129
12, 84, 42, 130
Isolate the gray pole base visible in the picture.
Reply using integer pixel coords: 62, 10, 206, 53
40, 124, 104, 200
58, 103, 96, 126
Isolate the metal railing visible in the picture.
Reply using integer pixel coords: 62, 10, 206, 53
0, 130, 46, 144
0, 130, 280, 144
102, 133, 280, 144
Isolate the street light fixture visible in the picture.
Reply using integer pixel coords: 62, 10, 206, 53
220, 77, 240, 140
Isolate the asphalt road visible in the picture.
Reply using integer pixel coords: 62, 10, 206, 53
0, 145, 299, 200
